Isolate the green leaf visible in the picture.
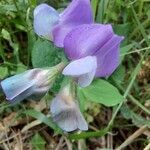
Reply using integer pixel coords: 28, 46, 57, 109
0, 4, 17, 14
31, 133, 46, 150
78, 79, 124, 107
15, 63, 27, 74
51, 74, 64, 93
24, 109, 62, 134
32, 39, 61, 68
113, 23, 131, 38
110, 65, 125, 84
1, 29, 11, 41
0, 66, 8, 79
29, 0, 37, 7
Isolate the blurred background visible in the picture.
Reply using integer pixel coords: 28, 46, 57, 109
0, 0, 150, 149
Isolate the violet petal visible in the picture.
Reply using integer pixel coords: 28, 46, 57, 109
64, 24, 113, 60
52, 0, 93, 47
95, 35, 124, 77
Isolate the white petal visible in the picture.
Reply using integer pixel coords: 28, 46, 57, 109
76, 107, 88, 131
50, 92, 88, 132
78, 66, 96, 87
63, 56, 97, 76
53, 110, 78, 132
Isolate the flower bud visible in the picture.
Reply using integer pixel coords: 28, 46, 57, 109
1, 63, 65, 103
50, 85, 88, 132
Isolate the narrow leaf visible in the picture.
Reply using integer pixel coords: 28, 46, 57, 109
24, 109, 62, 134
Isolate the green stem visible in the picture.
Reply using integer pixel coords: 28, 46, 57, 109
0, 39, 5, 62
114, 77, 150, 115
128, 94, 150, 115
68, 128, 108, 140
112, 81, 150, 115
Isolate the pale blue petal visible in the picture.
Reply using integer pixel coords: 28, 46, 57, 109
33, 4, 59, 40
78, 66, 96, 87
10, 86, 35, 104
28, 86, 50, 100
63, 56, 97, 76
76, 107, 88, 131
63, 56, 97, 87
1, 70, 35, 102
50, 95, 78, 132
1, 69, 52, 102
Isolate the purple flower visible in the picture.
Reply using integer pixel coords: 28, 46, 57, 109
62, 24, 124, 87
33, 0, 93, 47
1, 63, 64, 103
50, 85, 88, 132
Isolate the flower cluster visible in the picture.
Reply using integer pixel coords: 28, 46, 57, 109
1, 0, 124, 132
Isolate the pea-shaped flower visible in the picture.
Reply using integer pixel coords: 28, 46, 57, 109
1, 64, 64, 103
62, 24, 124, 87
33, 0, 93, 47
50, 85, 88, 132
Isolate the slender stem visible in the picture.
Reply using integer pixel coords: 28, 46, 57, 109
47, 62, 66, 82
113, 76, 150, 115
27, 33, 31, 68
144, 142, 150, 150
55, 62, 67, 72
128, 94, 150, 115
120, 46, 150, 56
0, 39, 5, 62
116, 125, 148, 150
